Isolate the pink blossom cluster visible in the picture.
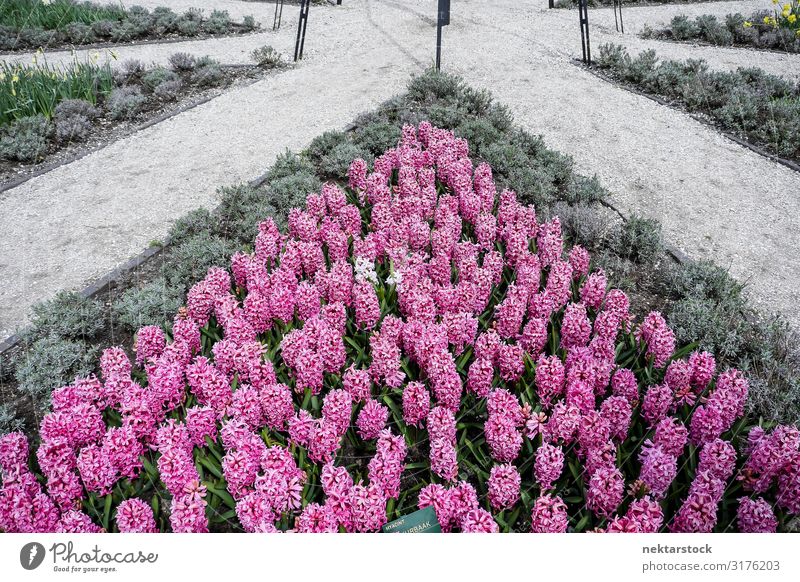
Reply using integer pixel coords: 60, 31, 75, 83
0, 122, 798, 534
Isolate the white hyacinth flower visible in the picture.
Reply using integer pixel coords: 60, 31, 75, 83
354, 256, 378, 285
385, 269, 402, 289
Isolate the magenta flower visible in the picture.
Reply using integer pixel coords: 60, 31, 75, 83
348, 158, 368, 191
600, 395, 632, 441
626, 496, 664, 533
639, 445, 677, 499
698, 438, 737, 481
641, 383, 673, 427
485, 414, 523, 463
488, 463, 521, 511
689, 350, 716, 392
534, 442, 564, 491
356, 399, 390, 440
296, 502, 338, 533
467, 357, 494, 398
737, 497, 778, 533
460, 508, 499, 533
586, 465, 624, 517
402, 381, 431, 427
611, 368, 639, 404
342, 366, 372, 402
636, 311, 675, 369
56, 510, 103, 533
322, 389, 353, 437
307, 420, 342, 464
535, 354, 565, 408
135, 326, 166, 365
116, 498, 157, 533
349, 483, 387, 532
569, 245, 590, 279
560, 303, 592, 350
530, 495, 569, 533
368, 429, 407, 500
652, 417, 688, 458
580, 270, 607, 310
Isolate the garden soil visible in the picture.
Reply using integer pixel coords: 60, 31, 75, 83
0, 0, 798, 341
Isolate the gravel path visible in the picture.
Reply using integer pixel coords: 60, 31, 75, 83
1, 0, 799, 341
6, 0, 800, 79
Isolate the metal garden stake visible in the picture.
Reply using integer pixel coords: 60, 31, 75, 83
613, 0, 624, 33
578, 0, 591, 65
273, 0, 285, 31
294, 0, 311, 61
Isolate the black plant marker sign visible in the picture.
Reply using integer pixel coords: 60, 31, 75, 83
578, 0, 591, 65
436, 0, 451, 71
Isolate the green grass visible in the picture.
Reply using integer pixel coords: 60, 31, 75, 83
0, 0, 126, 31
0, 58, 113, 125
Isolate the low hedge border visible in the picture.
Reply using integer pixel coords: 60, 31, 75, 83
581, 61, 800, 174
592, 44, 800, 165
641, 12, 800, 54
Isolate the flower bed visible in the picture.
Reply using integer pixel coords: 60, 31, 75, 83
594, 44, 800, 163
1, 117, 798, 533
0, 57, 113, 126
0, 1, 259, 53
0, 52, 274, 170
641, 6, 800, 53
554, 0, 735, 8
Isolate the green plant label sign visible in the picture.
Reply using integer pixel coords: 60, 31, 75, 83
382, 506, 442, 533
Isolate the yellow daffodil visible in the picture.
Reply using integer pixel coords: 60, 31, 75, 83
772, 0, 778, 4
743, 20, 752, 27
790, 14, 798, 23
783, 3, 791, 9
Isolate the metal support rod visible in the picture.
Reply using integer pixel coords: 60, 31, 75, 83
436, 19, 443, 70
613, 0, 624, 34
549, 0, 554, 7
273, 0, 284, 31
578, 0, 591, 64
294, 0, 311, 62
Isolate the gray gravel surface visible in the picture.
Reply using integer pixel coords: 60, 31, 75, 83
1, 0, 798, 341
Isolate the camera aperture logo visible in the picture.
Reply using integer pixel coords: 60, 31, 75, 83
19, 541, 158, 574
20, 542, 46, 570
